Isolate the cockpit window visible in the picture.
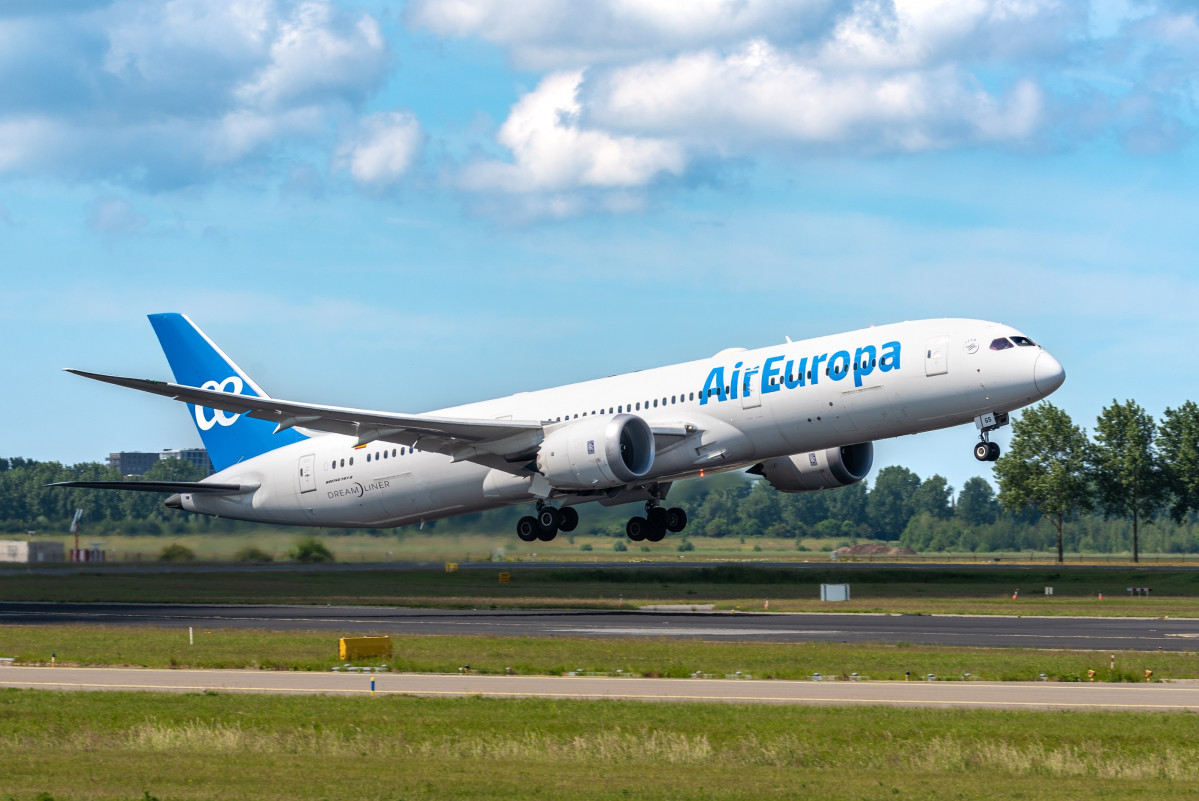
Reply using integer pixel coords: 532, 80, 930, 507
989, 337, 1014, 351
1011, 335, 1037, 347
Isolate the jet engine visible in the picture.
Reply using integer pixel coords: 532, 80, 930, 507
537, 414, 655, 490
748, 442, 873, 492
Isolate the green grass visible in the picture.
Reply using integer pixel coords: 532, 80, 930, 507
3, 689, 1199, 800
1, 564, 1198, 617
1, 625, 1191, 682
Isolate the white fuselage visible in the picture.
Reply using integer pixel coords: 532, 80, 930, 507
175, 318, 1062, 527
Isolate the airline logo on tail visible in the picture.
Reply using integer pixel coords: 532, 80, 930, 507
195, 376, 244, 430
149, 313, 306, 471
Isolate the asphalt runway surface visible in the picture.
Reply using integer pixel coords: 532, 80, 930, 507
2, 601, 1197, 651
2, 665, 1197, 711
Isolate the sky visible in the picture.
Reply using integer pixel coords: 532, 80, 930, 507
1, 0, 1197, 499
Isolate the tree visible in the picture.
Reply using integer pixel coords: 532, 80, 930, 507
867, 466, 920, 540
994, 402, 1091, 562
956, 477, 998, 526
1090, 399, 1165, 562
1159, 401, 1199, 523
910, 474, 953, 519
290, 536, 334, 563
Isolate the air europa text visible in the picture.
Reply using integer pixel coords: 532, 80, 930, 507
700, 341, 902, 404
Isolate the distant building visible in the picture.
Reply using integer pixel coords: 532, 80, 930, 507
158, 448, 213, 476
107, 449, 213, 477
0, 540, 64, 563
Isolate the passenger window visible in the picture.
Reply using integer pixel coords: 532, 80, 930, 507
349, 457, 354, 466
636, 402, 640, 410
990, 337, 1014, 351
340, 459, 345, 468
366, 454, 371, 462
653, 399, 658, 408
392, 449, 396, 457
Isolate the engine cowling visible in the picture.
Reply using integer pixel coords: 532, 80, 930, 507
749, 442, 873, 492
537, 414, 655, 490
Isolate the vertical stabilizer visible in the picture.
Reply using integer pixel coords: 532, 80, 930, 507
148, 313, 306, 471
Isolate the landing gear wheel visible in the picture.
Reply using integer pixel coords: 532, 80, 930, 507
517, 516, 539, 542
974, 442, 991, 462
534, 506, 559, 541
987, 442, 1001, 461
646, 506, 669, 530
558, 506, 579, 532
645, 522, 666, 543
626, 516, 648, 542
537, 506, 560, 531
666, 507, 688, 533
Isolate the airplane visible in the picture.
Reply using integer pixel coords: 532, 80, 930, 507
54, 314, 1065, 542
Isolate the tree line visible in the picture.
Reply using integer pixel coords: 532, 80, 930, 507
1, 397, 1196, 558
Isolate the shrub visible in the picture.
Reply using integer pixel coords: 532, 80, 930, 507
677, 539, 695, 552
234, 546, 273, 563
580, 543, 593, 552
158, 543, 195, 562
613, 541, 628, 552
289, 537, 334, 563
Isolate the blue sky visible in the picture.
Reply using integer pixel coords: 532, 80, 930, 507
2, 0, 1197, 497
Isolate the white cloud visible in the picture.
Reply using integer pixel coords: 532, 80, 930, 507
586, 40, 1044, 151
0, 0, 392, 188
461, 71, 686, 194
408, 0, 836, 69
335, 111, 423, 189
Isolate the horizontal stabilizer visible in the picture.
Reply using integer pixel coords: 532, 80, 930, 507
47, 480, 256, 495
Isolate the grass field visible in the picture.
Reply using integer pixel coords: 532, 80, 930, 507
1, 563, 1197, 617
0, 625, 1191, 681
12, 530, 1198, 565
3, 689, 1199, 800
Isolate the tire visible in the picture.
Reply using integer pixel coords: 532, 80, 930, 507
646, 506, 668, 530
645, 523, 666, 543
666, 507, 688, 533
516, 516, 539, 542
537, 507, 561, 531
626, 516, 648, 541
536, 525, 557, 542
987, 442, 1001, 461
974, 442, 991, 461
558, 506, 579, 532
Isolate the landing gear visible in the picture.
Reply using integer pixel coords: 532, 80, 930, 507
516, 503, 574, 542
973, 412, 1008, 462
626, 501, 688, 543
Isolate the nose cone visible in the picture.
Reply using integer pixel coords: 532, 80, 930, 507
1034, 351, 1066, 396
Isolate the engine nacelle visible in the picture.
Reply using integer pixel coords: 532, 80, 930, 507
537, 414, 655, 490
749, 442, 874, 492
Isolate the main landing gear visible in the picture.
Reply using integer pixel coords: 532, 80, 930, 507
625, 503, 687, 543
516, 503, 579, 542
973, 411, 1009, 462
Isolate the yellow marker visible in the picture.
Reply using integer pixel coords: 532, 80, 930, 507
499, 572, 510, 583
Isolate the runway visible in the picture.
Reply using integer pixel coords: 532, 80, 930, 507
2, 665, 1196, 711
2, 601, 1196, 650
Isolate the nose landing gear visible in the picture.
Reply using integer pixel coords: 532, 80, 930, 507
973, 411, 1009, 462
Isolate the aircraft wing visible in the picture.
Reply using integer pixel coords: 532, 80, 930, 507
47, 480, 257, 495
66, 369, 546, 475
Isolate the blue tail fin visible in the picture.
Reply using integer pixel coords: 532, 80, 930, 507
148, 313, 306, 471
